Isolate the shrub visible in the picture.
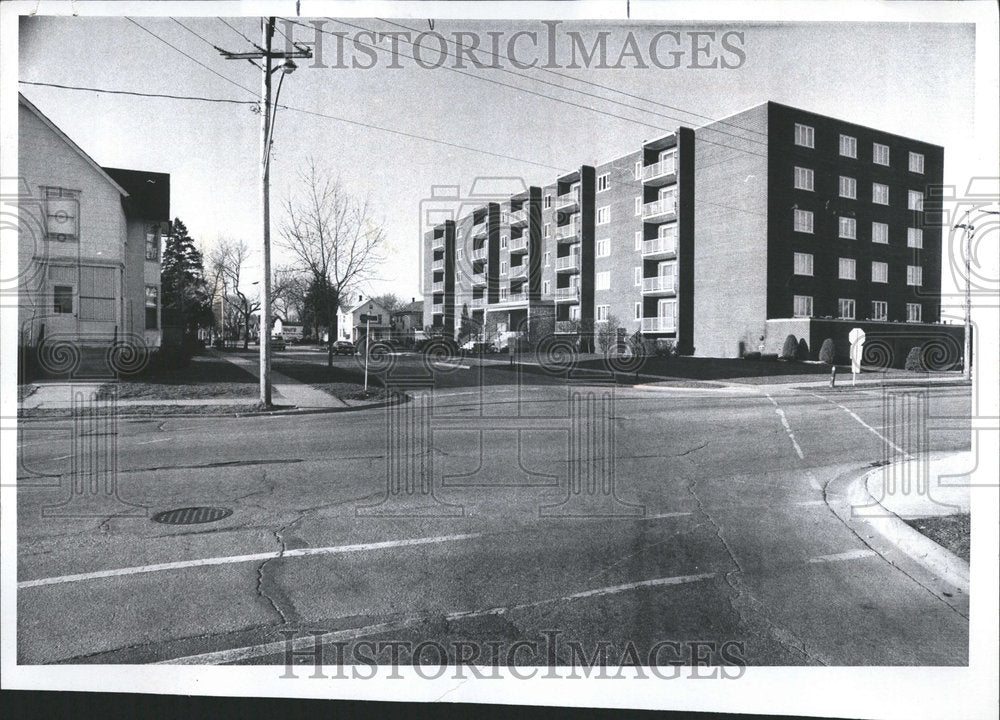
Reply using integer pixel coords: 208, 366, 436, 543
780, 334, 798, 360
797, 338, 810, 360
654, 339, 677, 358
742, 351, 762, 361
761, 353, 779, 362
818, 338, 835, 365
904, 346, 923, 371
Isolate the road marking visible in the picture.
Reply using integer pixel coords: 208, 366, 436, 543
764, 393, 805, 460
18, 533, 483, 590
428, 361, 471, 370
643, 511, 693, 520
133, 437, 173, 446
807, 392, 909, 458
807, 548, 878, 564
158, 572, 716, 665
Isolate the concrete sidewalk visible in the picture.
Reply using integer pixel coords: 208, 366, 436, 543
213, 351, 348, 409
865, 451, 972, 519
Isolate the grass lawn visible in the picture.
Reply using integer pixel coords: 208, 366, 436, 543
19, 404, 260, 419
271, 358, 390, 402
99, 352, 258, 400
903, 513, 971, 563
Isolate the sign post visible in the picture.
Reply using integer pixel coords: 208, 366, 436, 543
848, 328, 865, 386
364, 303, 374, 393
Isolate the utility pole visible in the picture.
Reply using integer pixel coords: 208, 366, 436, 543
219, 18, 312, 406
955, 208, 1000, 381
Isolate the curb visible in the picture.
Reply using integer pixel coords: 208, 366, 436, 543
824, 463, 970, 615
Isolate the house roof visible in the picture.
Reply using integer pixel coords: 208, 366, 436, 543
18, 92, 129, 198
102, 167, 170, 221
395, 300, 423, 314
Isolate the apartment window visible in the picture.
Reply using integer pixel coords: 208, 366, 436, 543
872, 300, 887, 321
596, 271, 610, 290
793, 252, 814, 276
145, 224, 160, 261
793, 295, 813, 318
597, 206, 610, 225
873, 142, 890, 166
145, 285, 159, 329
53, 285, 73, 314
907, 303, 922, 322
794, 123, 814, 148
634, 161, 642, 180
634, 302, 642, 321
839, 176, 857, 199
543, 251, 551, 266
543, 280, 550, 295
872, 222, 889, 244
500, 260, 508, 276
907, 265, 923, 286
634, 197, 642, 216
634, 231, 642, 251
634, 267, 642, 286
597, 173, 610, 192
907, 227, 923, 248
872, 261, 888, 283
794, 167, 814, 191
839, 134, 857, 158
596, 238, 610, 257
839, 216, 857, 239
457, 248, 464, 260
907, 190, 924, 211
839, 257, 857, 280
544, 195, 552, 208
500, 287, 508, 301
596, 305, 610, 322
794, 209, 814, 233
500, 235, 508, 249
873, 183, 889, 205
838, 298, 856, 320
544, 223, 551, 238
501, 211, 509, 225
42, 187, 80, 241
909, 152, 925, 174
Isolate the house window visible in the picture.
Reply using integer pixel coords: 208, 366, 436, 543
543, 251, 550, 266
597, 206, 610, 225
839, 257, 856, 280
634, 197, 642, 216
794, 209, 814, 233
873, 142, 890, 166
793, 252, 813, 276
634, 267, 642, 286
595, 238, 609, 257
544, 223, 551, 238
872, 222, 889, 244
145, 224, 160, 261
634, 161, 642, 180
500, 235, 508, 249
145, 285, 159, 329
839, 134, 857, 158
794, 123, 814, 148
793, 295, 813, 318
907, 303, 922, 322
907, 265, 923, 286
634, 302, 642, 321
908, 190, 924, 211
794, 167, 814, 191
872, 261, 888, 283
500, 260, 508, 275
871, 300, 888, 321
839, 176, 857, 199
839, 216, 857, 239
909, 152, 925, 174
597, 173, 610, 192
543, 280, 550, 295
907, 228, 923, 248
873, 183, 889, 205
79, 266, 115, 321
596, 305, 610, 322
596, 271, 610, 290
838, 298, 856, 320
53, 285, 73, 314
544, 195, 552, 209
42, 187, 80, 241
634, 231, 642, 251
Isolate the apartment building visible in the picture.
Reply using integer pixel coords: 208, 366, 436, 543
17, 93, 169, 360
423, 101, 956, 361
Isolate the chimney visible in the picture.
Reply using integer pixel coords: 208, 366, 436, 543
411, 297, 415, 304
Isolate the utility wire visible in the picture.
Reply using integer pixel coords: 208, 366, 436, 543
18, 80, 257, 105
171, 18, 224, 52
218, 17, 261, 48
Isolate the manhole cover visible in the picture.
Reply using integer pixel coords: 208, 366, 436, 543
151, 507, 233, 525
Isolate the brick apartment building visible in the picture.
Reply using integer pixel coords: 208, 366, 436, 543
423, 101, 961, 364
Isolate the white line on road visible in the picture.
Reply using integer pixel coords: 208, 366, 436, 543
807, 392, 909, 459
764, 393, 805, 460
157, 572, 717, 665
133, 437, 173, 446
807, 548, 878, 564
17, 533, 484, 590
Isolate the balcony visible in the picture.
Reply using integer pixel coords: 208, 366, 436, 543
642, 274, 677, 296
642, 233, 677, 259
432, 258, 445, 271
471, 297, 486, 309
555, 192, 580, 215
642, 197, 677, 223
471, 272, 487, 286
554, 286, 580, 303
642, 156, 677, 186
555, 254, 580, 273
472, 219, 488, 239
471, 246, 488, 262
554, 226, 580, 244
509, 263, 528, 279
641, 317, 676, 333
431, 234, 445, 250
555, 320, 578, 334
432, 302, 444, 315
432, 280, 444, 293
509, 234, 529, 253
509, 208, 528, 227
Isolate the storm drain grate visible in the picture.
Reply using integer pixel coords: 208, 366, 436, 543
151, 507, 233, 525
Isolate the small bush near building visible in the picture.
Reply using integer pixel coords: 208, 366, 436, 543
780, 334, 798, 360
819, 338, 836, 365
654, 339, 677, 358
742, 351, 762, 361
904, 346, 924, 371
797, 338, 810, 360
761, 353, 779, 362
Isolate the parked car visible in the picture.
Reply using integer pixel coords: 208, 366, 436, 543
332, 340, 356, 355
270, 335, 286, 351
461, 340, 497, 354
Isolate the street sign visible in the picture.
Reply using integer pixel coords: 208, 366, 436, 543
360, 314, 377, 323
849, 328, 865, 383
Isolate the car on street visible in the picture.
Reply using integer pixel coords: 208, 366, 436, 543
332, 340, 356, 355
461, 340, 497, 354
270, 335, 286, 351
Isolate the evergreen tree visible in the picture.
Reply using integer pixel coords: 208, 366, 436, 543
161, 218, 213, 346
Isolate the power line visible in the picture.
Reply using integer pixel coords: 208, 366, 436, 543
171, 18, 223, 53
218, 17, 261, 48
18, 80, 256, 105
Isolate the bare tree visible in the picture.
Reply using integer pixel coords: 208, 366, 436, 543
278, 159, 385, 365
209, 238, 260, 350
272, 265, 308, 323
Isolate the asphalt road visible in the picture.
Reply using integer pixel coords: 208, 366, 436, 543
16, 353, 972, 667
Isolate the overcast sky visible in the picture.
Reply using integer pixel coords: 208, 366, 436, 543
18, 17, 977, 302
